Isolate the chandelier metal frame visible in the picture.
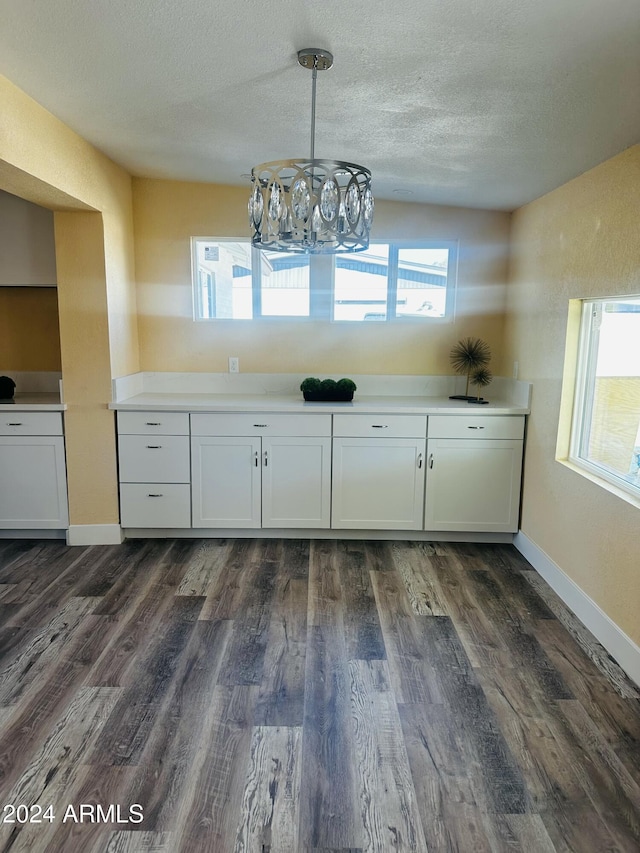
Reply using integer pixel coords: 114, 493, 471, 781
248, 49, 374, 254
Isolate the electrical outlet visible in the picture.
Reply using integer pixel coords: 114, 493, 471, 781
228, 357, 239, 374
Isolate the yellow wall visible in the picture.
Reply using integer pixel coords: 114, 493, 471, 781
0, 287, 61, 371
55, 211, 120, 525
133, 179, 510, 375
505, 144, 640, 646
0, 74, 139, 526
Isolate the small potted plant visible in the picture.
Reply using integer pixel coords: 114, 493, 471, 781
301, 377, 356, 402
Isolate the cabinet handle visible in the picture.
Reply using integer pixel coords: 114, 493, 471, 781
417, 453, 423, 469
467, 425, 485, 429
428, 453, 434, 469
6, 422, 23, 426
146, 422, 161, 426
253, 424, 269, 428
264, 450, 268, 467
146, 445, 162, 449
147, 493, 163, 497
254, 451, 259, 467
371, 424, 388, 429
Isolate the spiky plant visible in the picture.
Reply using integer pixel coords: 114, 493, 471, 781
470, 366, 493, 400
449, 337, 491, 395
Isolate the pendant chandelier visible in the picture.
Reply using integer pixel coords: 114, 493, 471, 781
248, 49, 374, 254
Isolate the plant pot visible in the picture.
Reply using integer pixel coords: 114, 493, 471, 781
303, 390, 354, 402
0, 376, 16, 399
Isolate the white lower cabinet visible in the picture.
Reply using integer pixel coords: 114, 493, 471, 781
424, 415, 524, 532
261, 436, 331, 528
332, 438, 426, 529
191, 436, 261, 527
117, 412, 191, 528
190, 414, 332, 529
0, 434, 68, 529
0, 412, 68, 530
115, 408, 526, 535
331, 414, 427, 530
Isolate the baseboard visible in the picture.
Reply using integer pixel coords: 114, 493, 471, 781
0, 529, 65, 539
66, 524, 124, 546
514, 531, 640, 688
123, 527, 515, 543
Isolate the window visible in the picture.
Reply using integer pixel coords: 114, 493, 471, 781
192, 238, 456, 321
570, 296, 640, 499
192, 239, 310, 319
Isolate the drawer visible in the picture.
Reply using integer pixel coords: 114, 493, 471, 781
428, 415, 525, 440
0, 412, 63, 436
191, 413, 332, 437
117, 411, 190, 435
119, 483, 191, 528
118, 434, 190, 483
332, 414, 427, 438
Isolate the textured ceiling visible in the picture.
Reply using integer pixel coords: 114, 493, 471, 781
1, 0, 639, 210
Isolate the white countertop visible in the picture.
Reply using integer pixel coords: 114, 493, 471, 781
109, 392, 529, 415
0, 393, 66, 411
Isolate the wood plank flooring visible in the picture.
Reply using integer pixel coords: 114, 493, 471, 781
0, 538, 638, 852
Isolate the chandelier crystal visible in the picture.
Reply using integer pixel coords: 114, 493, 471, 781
248, 49, 374, 254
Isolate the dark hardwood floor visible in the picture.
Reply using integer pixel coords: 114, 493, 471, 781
0, 537, 638, 852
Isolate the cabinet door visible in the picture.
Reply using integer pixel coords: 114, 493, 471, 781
332, 438, 426, 530
425, 438, 523, 532
191, 436, 261, 528
0, 436, 68, 528
262, 437, 331, 528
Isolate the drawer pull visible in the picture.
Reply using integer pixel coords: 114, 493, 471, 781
264, 450, 268, 467
146, 445, 162, 449
147, 493, 163, 498
467, 425, 485, 430
254, 451, 259, 467
145, 421, 161, 426
428, 453, 434, 469
371, 424, 388, 429
6, 422, 23, 426
253, 424, 269, 428
417, 453, 423, 469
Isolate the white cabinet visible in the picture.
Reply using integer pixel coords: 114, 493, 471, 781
114, 407, 526, 537
0, 413, 68, 529
331, 415, 427, 530
191, 414, 331, 529
262, 436, 331, 528
424, 415, 524, 532
191, 435, 261, 527
117, 412, 191, 528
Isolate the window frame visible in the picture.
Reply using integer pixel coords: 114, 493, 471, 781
191, 237, 457, 323
568, 295, 640, 502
